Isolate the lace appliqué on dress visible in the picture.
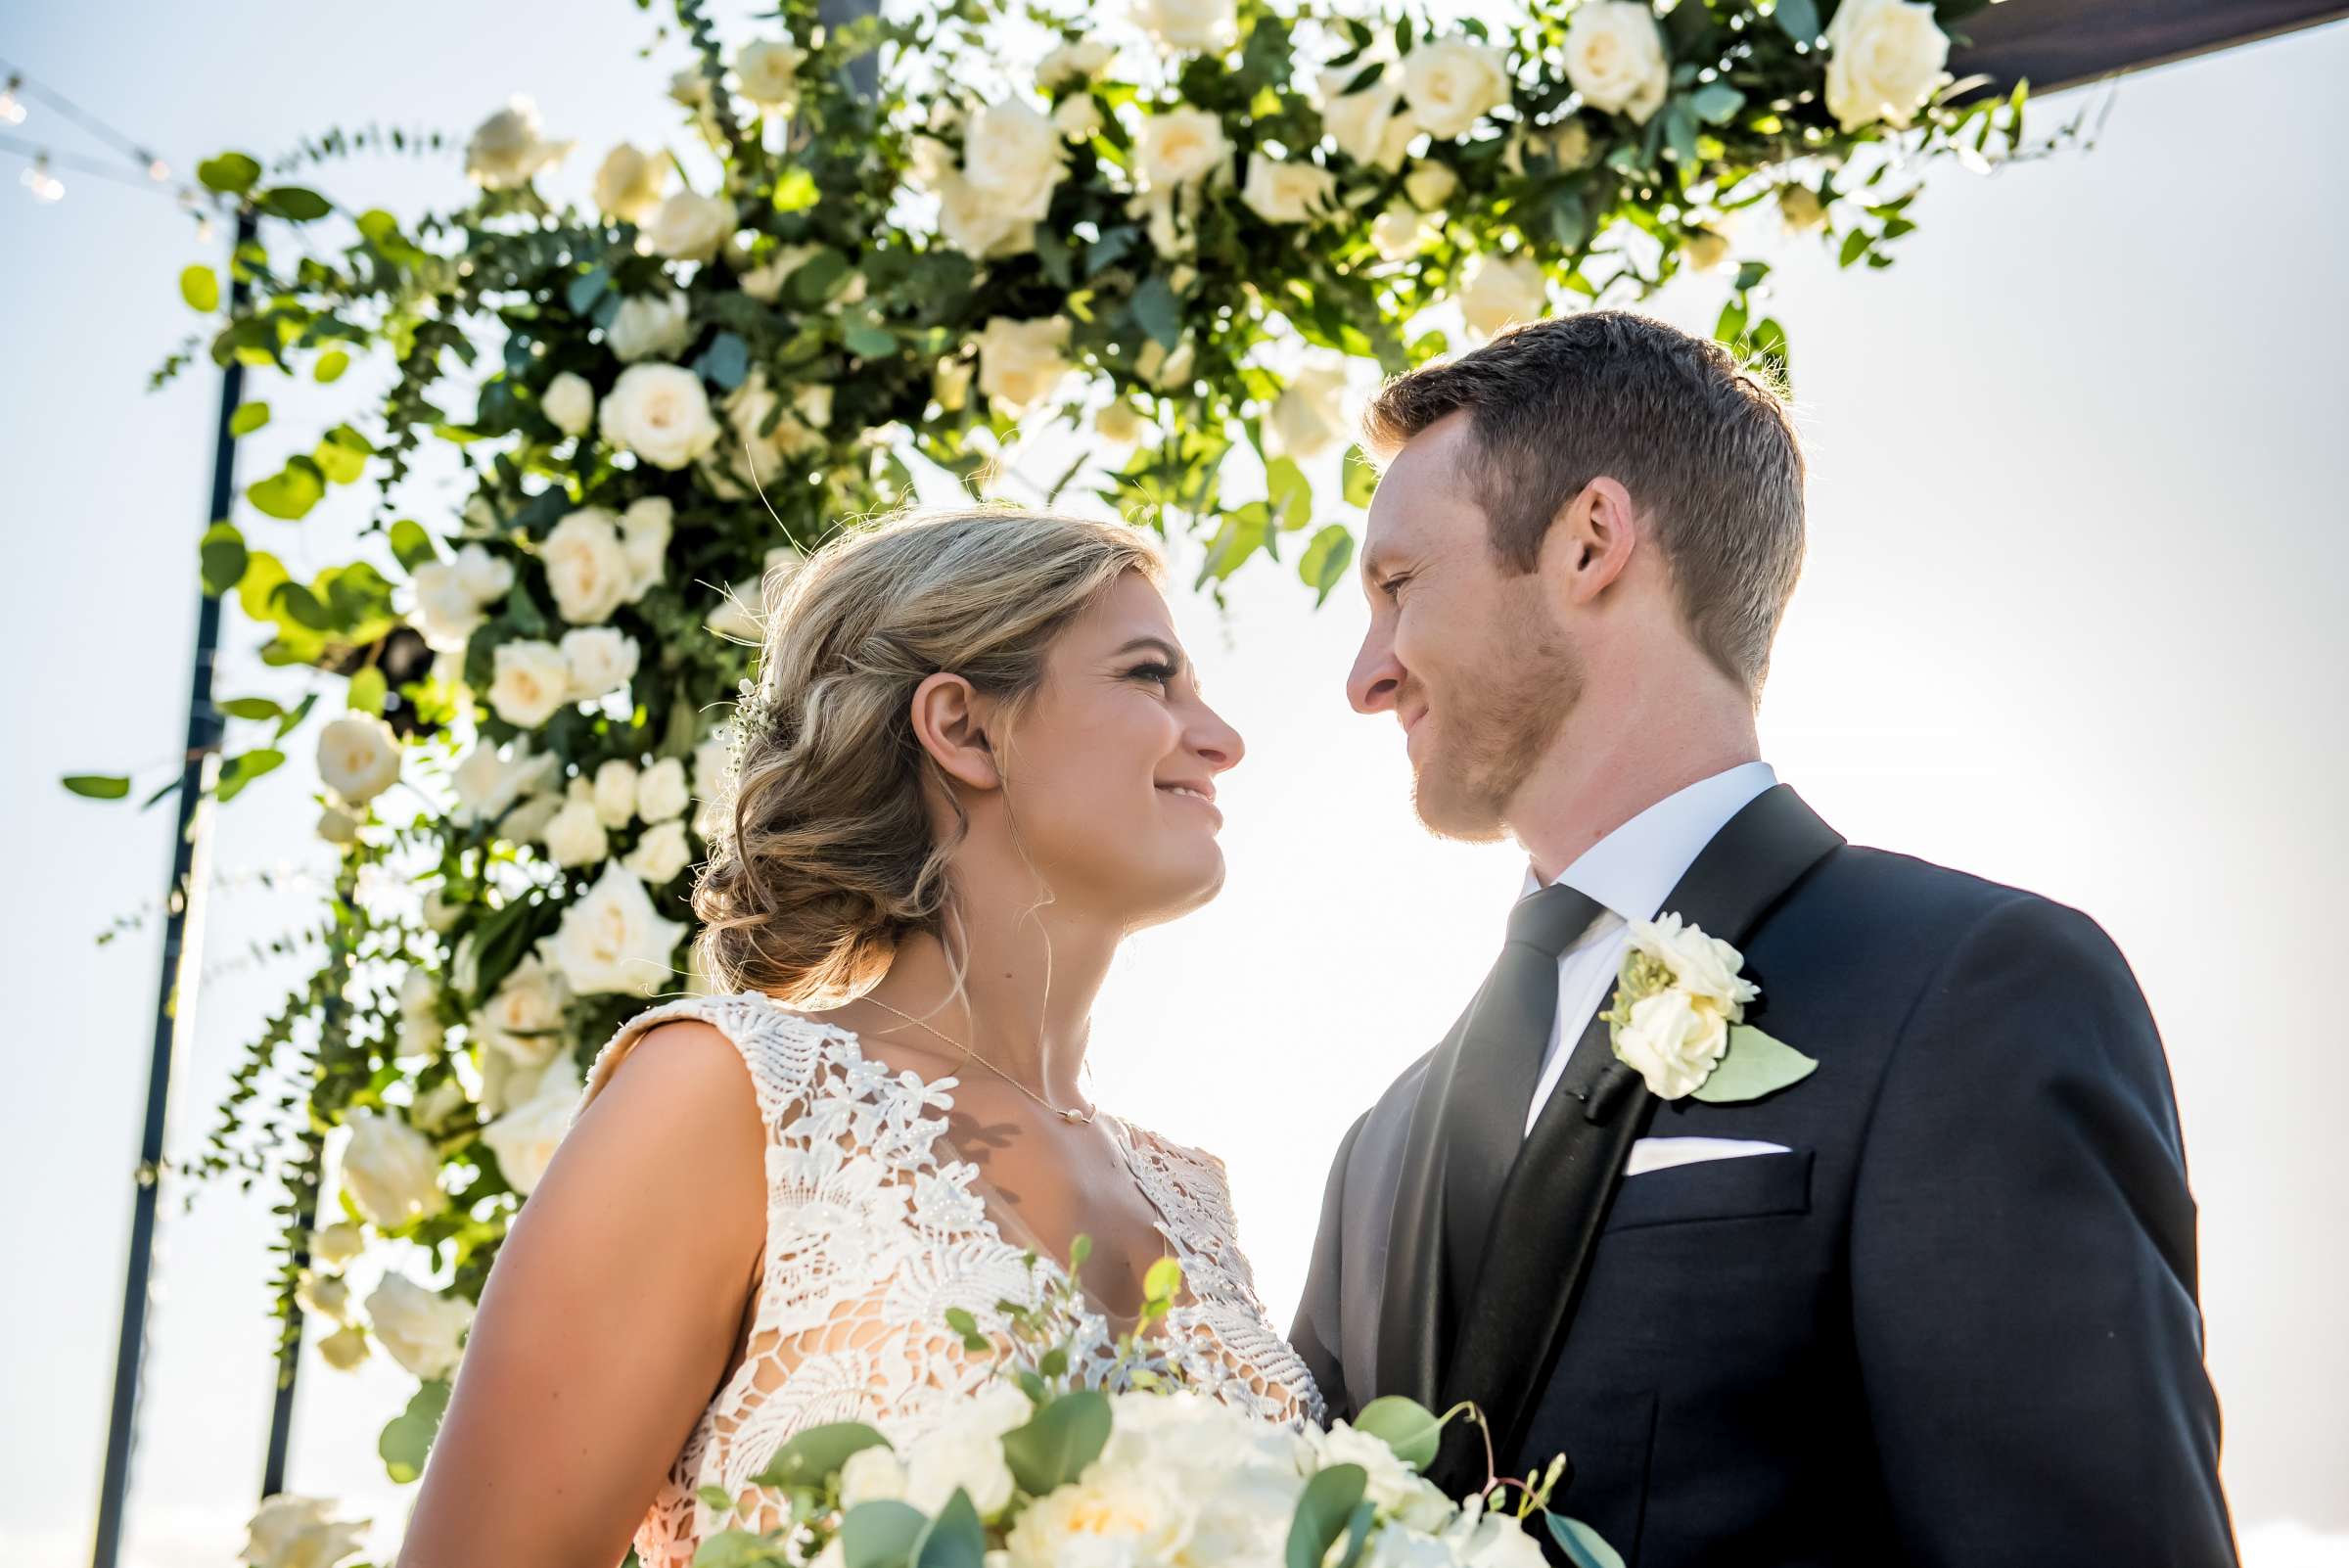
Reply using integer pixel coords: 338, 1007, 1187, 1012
576, 990, 1325, 1568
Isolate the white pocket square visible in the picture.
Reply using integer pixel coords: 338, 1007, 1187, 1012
1623, 1136, 1791, 1177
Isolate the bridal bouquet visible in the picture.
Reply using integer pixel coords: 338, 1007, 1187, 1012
690, 1252, 1620, 1568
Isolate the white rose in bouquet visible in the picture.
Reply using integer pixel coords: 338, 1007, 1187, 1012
542, 370, 596, 437
364, 1272, 475, 1380
592, 142, 670, 224
1241, 154, 1338, 225
1562, 1, 1670, 124
340, 1112, 446, 1228
541, 508, 633, 624
463, 95, 573, 190
1136, 107, 1230, 189
736, 39, 806, 109
1825, 0, 1951, 132
1309, 1418, 1458, 1533
622, 819, 694, 886
642, 189, 738, 263
600, 363, 722, 471
488, 639, 572, 729
606, 290, 693, 363
561, 625, 642, 704
976, 315, 1074, 416
634, 756, 690, 823
1132, 0, 1237, 54
316, 714, 399, 807
903, 1381, 1031, 1519
481, 1049, 579, 1196
1267, 361, 1352, 460
1457, 252, 1547, 339
1319, 68, 1418, 172
241, 1494, 368, 1568
542, 796, 610, 868
551, 860, 688, 996
839, 1446, 910, 1506
473, 949, 572, 1068
1402, 39, 1513, 139
1003, 1461, 1192, 1566
451, 735, 559, 828
1100, 1390, 1308, 1561
1037, 37, 1117, 90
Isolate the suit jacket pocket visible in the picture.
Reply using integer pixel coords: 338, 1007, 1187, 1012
1602, 1145, 1814, 1233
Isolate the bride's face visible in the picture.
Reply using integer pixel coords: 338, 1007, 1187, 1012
991, 571, 1243, 927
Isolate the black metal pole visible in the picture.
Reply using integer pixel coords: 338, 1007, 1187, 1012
90, 202, 257, 1568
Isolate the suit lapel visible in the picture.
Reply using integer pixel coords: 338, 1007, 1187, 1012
1374, 983, 1494, 1407
1430, 785, 1846, 1493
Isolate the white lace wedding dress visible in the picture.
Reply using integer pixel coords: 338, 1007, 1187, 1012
577, 989, 1325, 1568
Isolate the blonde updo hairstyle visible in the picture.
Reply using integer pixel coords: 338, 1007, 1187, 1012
692, 506, 1166, 1005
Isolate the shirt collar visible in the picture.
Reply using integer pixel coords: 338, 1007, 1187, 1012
1519, 761, 1779, 927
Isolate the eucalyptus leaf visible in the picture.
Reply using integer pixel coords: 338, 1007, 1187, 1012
1773, 0, 1821, 41
910, 1488, 985, 1568
841, 1500, 927, 1568
1284, 1463, 1366, 1568
1546, 1514, 1627, 1568
1690, 1022, 1818, 1104
1353, 1395, 1444, 1470
388, 519, 438, 571
378, 1379, 452, 1484
248, 461, 324, 522
752, 1421, 892, 1489
1000, 1389, 1111, 1496
200, 521, 249, 597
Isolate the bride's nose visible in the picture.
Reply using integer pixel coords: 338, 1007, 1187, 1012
1187, 702, 1245, 773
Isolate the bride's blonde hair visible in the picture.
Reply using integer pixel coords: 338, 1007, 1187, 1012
691, 506, 1165, 1005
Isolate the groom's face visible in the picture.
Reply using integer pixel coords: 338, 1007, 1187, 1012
1349, 413, 1580, 842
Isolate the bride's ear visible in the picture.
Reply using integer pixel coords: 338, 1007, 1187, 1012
908, 671, 1002, 792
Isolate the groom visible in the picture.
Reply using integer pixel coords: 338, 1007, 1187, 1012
1291, 311, 2236, 1565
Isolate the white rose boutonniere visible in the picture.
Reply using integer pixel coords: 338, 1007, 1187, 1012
1602, 912, 1816, 1102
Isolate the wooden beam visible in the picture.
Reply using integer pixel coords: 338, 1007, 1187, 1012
1947, 0, 2349, 96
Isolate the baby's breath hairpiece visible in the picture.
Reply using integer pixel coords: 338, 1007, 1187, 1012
725, 671, 781, 791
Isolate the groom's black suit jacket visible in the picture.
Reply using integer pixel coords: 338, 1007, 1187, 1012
1291, 786, 2234, 1567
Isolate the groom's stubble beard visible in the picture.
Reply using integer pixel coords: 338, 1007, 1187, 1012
1408, 579, 1584, 843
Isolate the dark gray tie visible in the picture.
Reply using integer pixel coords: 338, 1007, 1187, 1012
1439, 882, 1608, 1313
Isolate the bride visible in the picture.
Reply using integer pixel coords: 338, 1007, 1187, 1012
397, 508, 1323, 1568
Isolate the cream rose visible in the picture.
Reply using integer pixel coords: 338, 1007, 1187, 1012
396, 968, 444, 1058
1038, 36, 1117, 89
928, 162, 1039, 260
560, 625, 641, 704
409, 559, 487, 653
1309, 1419, 1458, 1533
1456, 252, 1547, 339
1403, 162, 1458, 212
316, 1325, 371, 1372
1132, 0, 1237, 55
1133, 336, 1195, 390
551, 860, 688, 996
1003, 1461, 1192, 1565
976, 315, 1073, 416
626, 756, 686, 824
839, 1446, 910, 1507
1371, 206, 1435, 261
1615, 988, 1731, 1099
590, 759, 639, 829
1267, 361, 1352, 460
1094, 399, 1144, 444
1052, 94, 1104, 142
738, 242, 818, 302
592, 142, 670, 224
1241, 154, 1338, 225
599, 362, 722, 471
1319, 69, 1418, 172
310, 1222, 366, 1267
408, 1078, 468, 1133
619, 495, 672, 599
315, 714, 399, 807
462, 96, 573, 190
296, 1270, 353, 1325
242, 1494, 368, 1568
451, 542, 514, 606
1825, 0, 1951, 131
363, 1272, 475, 1380
736, 39, 806, 110
1628, 911, 1759, 1014
1562, 1, 1670, 124
1402, 39, 1513, 140
963, 99, 1068, 214
451, 735, 558, 828
540, 508, 631, 623
473, 949, 572, 1068
542, 371, 596, 437
542, 796, 610, 868
605, 291, 692, 364
642, 189, 737, 263
481, 1051, 578, 1196
622, 818, 693, 885
340, 1112, 446, 1228
1136, 107, 1230, 188
903, 1382, 1040, 1520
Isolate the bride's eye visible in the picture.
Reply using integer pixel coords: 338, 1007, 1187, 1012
1127, 661, 1177, 692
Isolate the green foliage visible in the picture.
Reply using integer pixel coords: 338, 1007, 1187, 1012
379, 1378, 452, 1483
196, 152, 261, 194
1355, 1395, 1446, 1471
999, 1389, 1112, 1496
1547, 1514, 1629, 1568
179, 265, 220, 312
1689, 1022, 1819, 1103
1285, 1463, 1370, 1568
752, 1423, 893, 1489
62, 774, 131, 800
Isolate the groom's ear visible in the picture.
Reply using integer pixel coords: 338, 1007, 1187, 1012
908, 672, 1003, 793
1547, 476, 1639, 605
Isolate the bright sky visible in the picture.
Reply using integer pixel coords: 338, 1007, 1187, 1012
5, 8, 2346, 1567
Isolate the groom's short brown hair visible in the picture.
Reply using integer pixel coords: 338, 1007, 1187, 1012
1360, 310, 1806, 695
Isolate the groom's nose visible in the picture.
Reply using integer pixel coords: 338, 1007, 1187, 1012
1349, 629, 1404, 715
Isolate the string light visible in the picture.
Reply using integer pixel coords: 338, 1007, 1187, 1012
0, 57, 211, 212
21, 152, 63, 202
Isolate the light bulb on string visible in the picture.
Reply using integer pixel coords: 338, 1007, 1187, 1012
0, 74, 23, 127
21, 153, 64, 203
146, 156, 169, 181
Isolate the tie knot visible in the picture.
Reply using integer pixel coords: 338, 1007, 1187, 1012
1506, 882, 1607, 959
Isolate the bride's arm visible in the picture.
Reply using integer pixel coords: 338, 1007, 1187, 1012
396, 1022, 766, 1568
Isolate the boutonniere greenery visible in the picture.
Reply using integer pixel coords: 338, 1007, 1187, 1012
1601, 913, 1816, 1103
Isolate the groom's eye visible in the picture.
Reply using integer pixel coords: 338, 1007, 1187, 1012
1380, 575, 1412, 600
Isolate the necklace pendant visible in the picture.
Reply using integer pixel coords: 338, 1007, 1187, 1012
1062, 1107, 1086, 1124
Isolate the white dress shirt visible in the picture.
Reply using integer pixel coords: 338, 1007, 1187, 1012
1519, 761, 1779, 1136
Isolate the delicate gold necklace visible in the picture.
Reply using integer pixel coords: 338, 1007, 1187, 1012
862, 996, 1098, 1126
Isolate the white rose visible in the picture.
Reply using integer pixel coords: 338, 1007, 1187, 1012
487, 638, 571, 729
1614, 987, 1730, 1100
1094, 399, 1144, 445
397, 969, 444, 1057
795, 383, 833, 430
1136, 107, 1230, 188
1003, 1461, 1191, 1565
622, 819, 694, 886
1241, 154, 1338, 225
1777, 182, 1828, 232
1371, 206, 1435, 261
1561, 1, 1670, 124
736, 39, 806, 109
618, 495, 674, 601
462, 95, 574, 190
593, 142, 670, 225
839, 1446, 910, 1507
452, 542, 515, 606
929, 163, 1038, 260
1401, 39, 1513, 140
551, 860, 688, 996
410, 559, 487, 653
1449, 1508, 1549, 1568
316, 714, 400, 807
451, 735, 559, 828
1824, 0, 1951, 131
310, 1222, 366, 1267
540, 508, 631, 624
1267, 361, 1352, 460
363, 1272, 475, 1381
642, 189, 737, 264
1037, 37, 1117, 89
1133, 0, 1236, 54
561, 625, 642, 705
340, 1112, 446, 1228
905, 1382, 1036, 1520
1133, 337, 1195, 389
976, 315, 1073, 416
408, 1077, 469, 1133
599, 362, 723, 471
963, 99, 1067, 218
241, 1494, 368, 1568
1100, 1392, 1308, 1560
316, 805, 360, 848
542, 797, 610, 868
496, 787, 558, 844
634, 758, 689, 823
739, 242, 822, 302
933, 355, 974, 412
591, 759, 639, 829
472, 949, 572, 1067
296, 1270, 353, 1325
1456, 252, 1546, 339
481, 1050, 579, 1196
1684, 227, 1730, 271
316, 1325, 371, 1372
605, 290, 693, 364
1628, 912, 1758, 1013
668, 67, 712, 107
1403, 162, 1457, 212
1318, 69, 1418, 172
1309, 1420, 1458, 1534
542, 371, 596, 438
1362, 1522, 1464, 1568
1051, 94, 1104, 142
